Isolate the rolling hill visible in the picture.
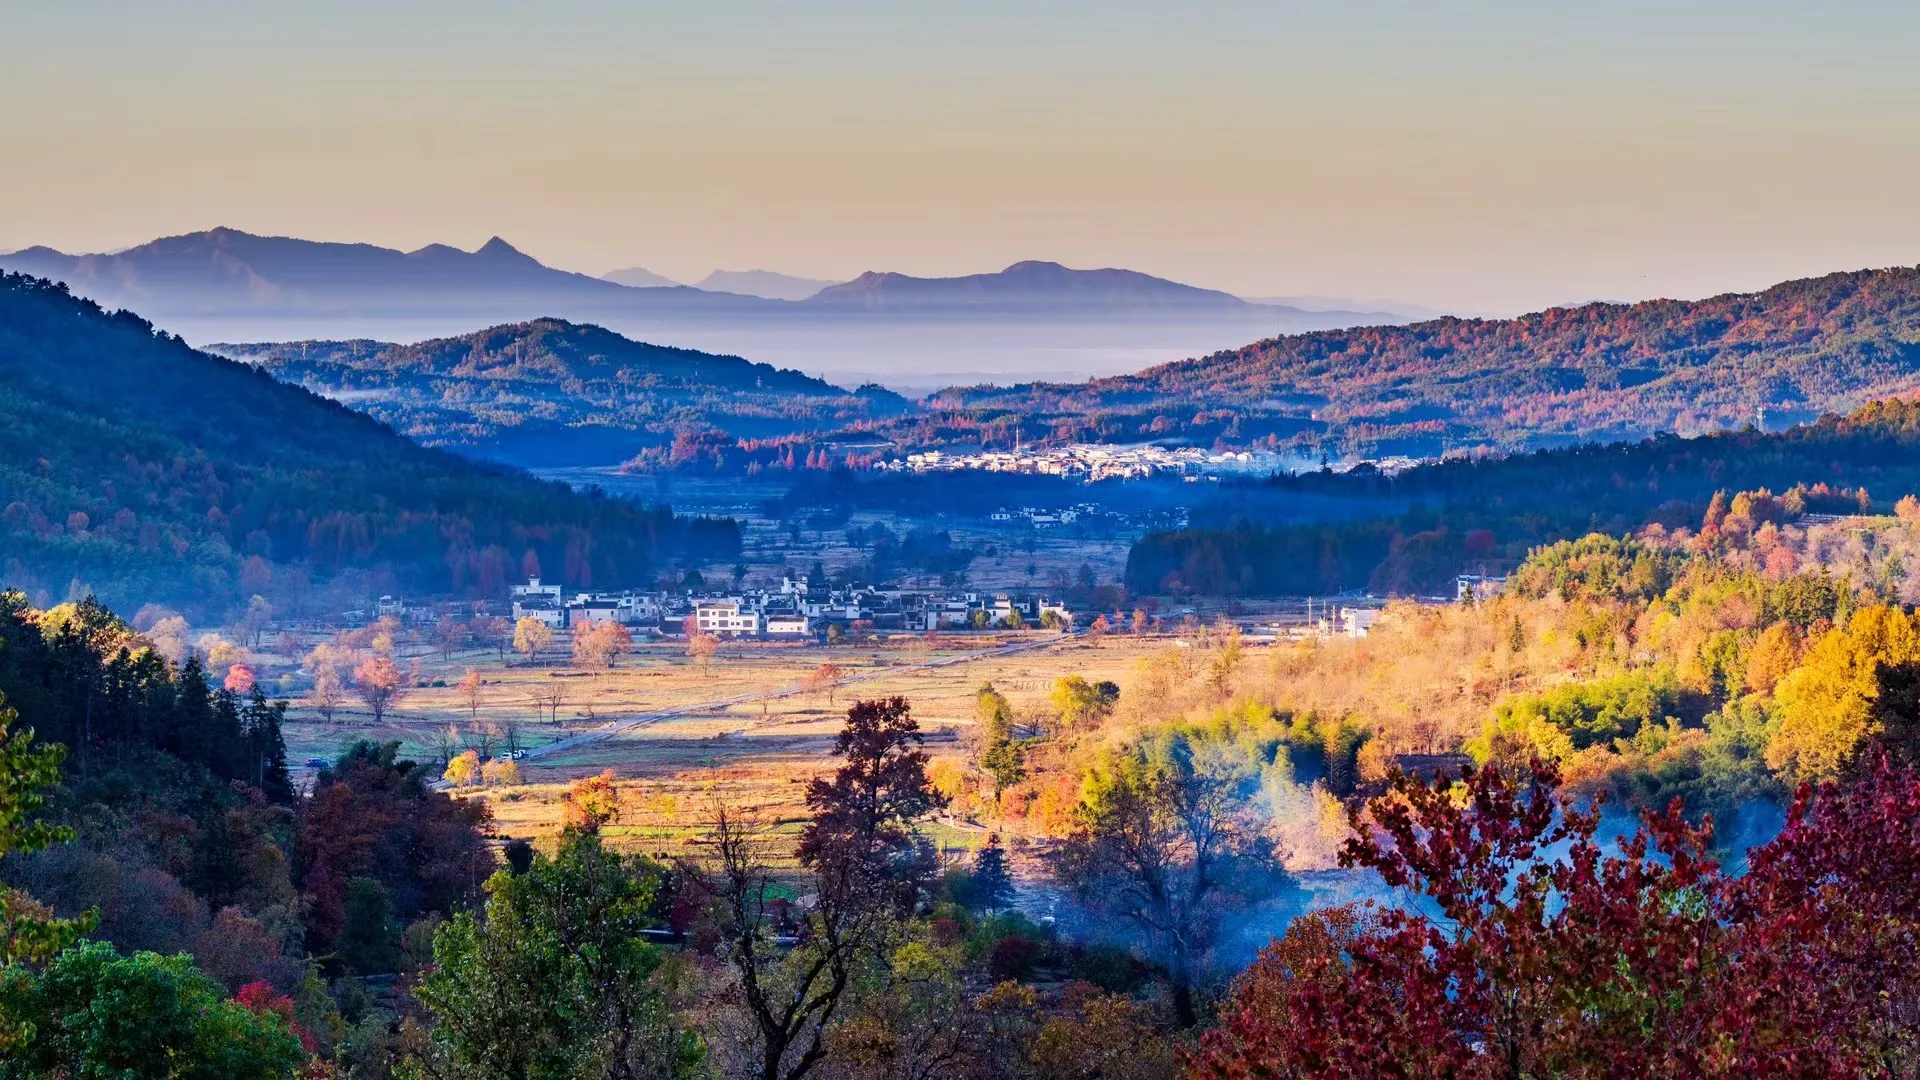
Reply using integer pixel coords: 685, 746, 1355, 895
215, 319, 912, 468
200, 260, 1920, 474
0, 274, 736, 617
878, 264, 1920, 459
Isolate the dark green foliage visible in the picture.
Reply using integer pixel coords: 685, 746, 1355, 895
1495, 668, 1691, 752
0, 693, 91, 968
241, 689, 294, 805
968, 835, 1015, 914
980, 739, 1026, 798
295, 740, 494, 962
1127, 518, 1405, 596
0, 275, 738, 616
846, 524, 977, 577
336, 877, 400, 976
412, 831, 701, 1080
0, 592, 284, 792
1868, 660, 1920, 772
0, 940, 304, 1079
1129, 398, 1920, 596
503, 838, 535, 877
988, 935, 1042, 982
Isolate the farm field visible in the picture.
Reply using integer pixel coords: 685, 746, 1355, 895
280, 630, 1183, 858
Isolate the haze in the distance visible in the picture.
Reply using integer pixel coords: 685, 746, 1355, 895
8, 1, 1920, 317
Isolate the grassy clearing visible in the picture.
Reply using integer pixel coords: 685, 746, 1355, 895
281, 633, 1178, 851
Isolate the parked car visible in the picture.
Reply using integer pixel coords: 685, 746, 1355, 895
303, 758, 328, 769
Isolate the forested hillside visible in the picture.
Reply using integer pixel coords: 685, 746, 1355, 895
1128, 398, 1920, 596
0, 275, 737, 617
222, 319, 910, 467
874, 265, 1920, 459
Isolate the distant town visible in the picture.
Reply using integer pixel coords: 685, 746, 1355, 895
874, 442, 1430, 481
355, 572, 1510, 648
500, 576, 1071, 640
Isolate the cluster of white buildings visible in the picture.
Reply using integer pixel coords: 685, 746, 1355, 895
874, 443, 1448, 484
510, 577, 1071, 640
878, 444, 1303, 482
987, 504, 1097, 528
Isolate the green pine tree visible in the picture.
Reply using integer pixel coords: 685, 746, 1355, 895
970, 834, 1015, 914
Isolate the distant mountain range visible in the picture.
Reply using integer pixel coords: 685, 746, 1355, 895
214, 318, 910, 468
694, 269, 839, 301
0, 228, 1313, 321
809, 261, 1250, 313
0, 228, 1404, 386
0, 228, 757, 318
600, 266, 680, 289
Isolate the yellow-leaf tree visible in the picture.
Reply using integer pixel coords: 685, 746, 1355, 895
1770, 605, 1920, 782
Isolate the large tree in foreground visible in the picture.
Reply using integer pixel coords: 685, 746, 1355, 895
797, 696, 947, 913
697, 698, 947, 1080
1191, 753, 1920, 1079
0, 692, 91, 969
413, 830, 702, 1080
0, 941, 304, 1078
1054, 722, 1289, 1028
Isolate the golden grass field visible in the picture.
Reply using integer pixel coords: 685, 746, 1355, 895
281, 631, 1180, 859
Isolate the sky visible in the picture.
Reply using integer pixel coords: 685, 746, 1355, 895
7, 1, 1920, 314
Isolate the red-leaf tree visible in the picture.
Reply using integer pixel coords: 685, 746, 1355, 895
1191, 753, 1920, 1079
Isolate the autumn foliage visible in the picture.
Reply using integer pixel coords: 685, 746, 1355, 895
563, 769, 622, 832
1191, 755, 1920, 1079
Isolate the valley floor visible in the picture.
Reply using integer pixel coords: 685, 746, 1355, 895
279, 630, 1178, 864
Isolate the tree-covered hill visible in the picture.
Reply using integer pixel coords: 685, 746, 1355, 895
219, 319, 912, 468
0, 275, 736, 617
1127, 396, 1920, 597
886, 264, 1920, 459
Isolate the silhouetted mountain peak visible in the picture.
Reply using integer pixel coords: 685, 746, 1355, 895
601, 266, 681, 288
474, 236, 536, 263
805, 260, 1247, 312
695, 268, 837, 300
2, 245, 68, 259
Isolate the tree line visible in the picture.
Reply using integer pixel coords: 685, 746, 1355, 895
1129, 398, 1920, 597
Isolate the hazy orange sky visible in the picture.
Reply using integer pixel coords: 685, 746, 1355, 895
7, 1, 1920, 313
